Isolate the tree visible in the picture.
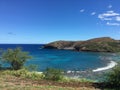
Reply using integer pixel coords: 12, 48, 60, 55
1, 47, 32, 70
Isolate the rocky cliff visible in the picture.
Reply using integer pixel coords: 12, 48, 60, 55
43, 37, 120, 52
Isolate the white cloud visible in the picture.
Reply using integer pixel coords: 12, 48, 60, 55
98, 16, 112, 21
98, 11, 120, 26
106, 22, 120, 26
108, 5, 112, 9
116, 16, 120, 21
80, 9, 84, 13
98, 11, 119, 21
91, 12, 96, 15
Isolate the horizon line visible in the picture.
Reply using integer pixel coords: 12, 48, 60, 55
0, 43, 46, 44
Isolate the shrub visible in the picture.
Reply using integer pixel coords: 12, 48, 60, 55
1, 47, 32, 70
44, 68, 63, 81
1, 69, 44, 80
105, 62, 120, 88
60, 76, 93, 83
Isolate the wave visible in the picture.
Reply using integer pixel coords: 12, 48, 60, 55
92, 61, 117, 72
32, 71, 43, 74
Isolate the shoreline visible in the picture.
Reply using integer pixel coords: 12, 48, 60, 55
92, 61, 117, 72
35, 61, 117, 74
34, 60, 118, 79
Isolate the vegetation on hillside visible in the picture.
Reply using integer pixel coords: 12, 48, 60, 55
75, 41, 120, 52
44, 68, 63, 81
0, 71, 98, 90
104, 62, 120, 88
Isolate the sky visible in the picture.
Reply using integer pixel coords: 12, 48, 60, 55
0, 0, 120, 44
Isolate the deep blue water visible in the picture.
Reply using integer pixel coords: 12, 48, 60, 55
0, 44, 118, 72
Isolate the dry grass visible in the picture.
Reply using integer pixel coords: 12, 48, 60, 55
0, 74, 100, 90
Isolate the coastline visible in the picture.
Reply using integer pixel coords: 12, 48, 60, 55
35, 61, 117, 74
34, 60, 118, 81
92, 61, 117, 72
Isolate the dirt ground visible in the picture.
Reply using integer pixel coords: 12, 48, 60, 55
0, 75, 101, 90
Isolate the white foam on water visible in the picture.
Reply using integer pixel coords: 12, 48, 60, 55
33, 71, 43, 74
92, 61, 117, 72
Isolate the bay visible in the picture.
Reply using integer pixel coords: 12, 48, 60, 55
0, 44, 118, 72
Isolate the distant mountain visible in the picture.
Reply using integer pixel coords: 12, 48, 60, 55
43, 37, 120, 52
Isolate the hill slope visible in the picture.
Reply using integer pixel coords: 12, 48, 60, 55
43, 37, 120, 52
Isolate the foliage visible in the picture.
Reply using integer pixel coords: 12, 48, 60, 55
1, 69, 44, 80
44, 68, 63, 81
60, 76, 94, 83
1, 47, 32, 70
105, 62, 120, 88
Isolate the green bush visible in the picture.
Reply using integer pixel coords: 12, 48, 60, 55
105, 62, 120, 87
44, 68, 63, 81
1, 47, 32, 70
60, 76, 93, 83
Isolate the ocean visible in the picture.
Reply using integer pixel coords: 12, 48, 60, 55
0, 44, 118, 73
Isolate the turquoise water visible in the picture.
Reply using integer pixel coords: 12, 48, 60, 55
0, 44, 118, 72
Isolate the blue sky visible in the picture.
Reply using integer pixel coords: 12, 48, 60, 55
0, 0, 120, 44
